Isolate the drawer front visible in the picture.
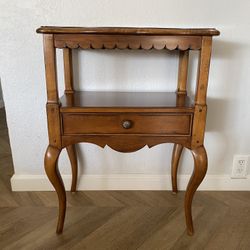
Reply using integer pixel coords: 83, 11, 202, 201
62, 113, 192, 135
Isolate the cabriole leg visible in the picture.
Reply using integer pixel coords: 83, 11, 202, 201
66, 144, 78, 193
171, 144, 183, 194
185, 145, 207, 235
44, 145, 66, 234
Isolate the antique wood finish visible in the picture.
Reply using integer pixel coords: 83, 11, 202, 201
171, 144, 184, 194
177, 50, 189, 94
171, 50, 190, 193
54, 34, 202, 51
44, 146, 65, 233
60, 91, 194, 113
62, 113, 192, 135
63, 46, 78, 192
191, 36, 212, 148
66, 145, 78, 192
63, 48, 74, 94
43, 34, 59, 103
61, 135, 192, 153
43, 34, 61, 148
185, 146, 208, 235
38, 26, 219, 235
195, 36, 212, 106
36, 26, 220, 36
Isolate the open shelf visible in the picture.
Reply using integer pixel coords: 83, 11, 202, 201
60, 91, 194, 113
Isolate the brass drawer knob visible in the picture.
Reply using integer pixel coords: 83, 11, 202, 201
122, 120, 132, 129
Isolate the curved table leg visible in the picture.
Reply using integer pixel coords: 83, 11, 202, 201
185, 145, 207, 235
66, 144, 78, 193
44, 145, 66, 234
171, 144, 183, 194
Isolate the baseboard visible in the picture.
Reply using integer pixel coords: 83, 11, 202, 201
0, 100, 4, 108
10, 174, 250, 191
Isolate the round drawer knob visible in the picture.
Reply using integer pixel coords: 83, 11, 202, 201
122, 120, 132, 129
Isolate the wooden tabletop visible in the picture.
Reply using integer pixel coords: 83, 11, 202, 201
36, 26, 220, 36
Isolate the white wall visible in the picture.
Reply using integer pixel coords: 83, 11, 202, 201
1, 0, 250, 190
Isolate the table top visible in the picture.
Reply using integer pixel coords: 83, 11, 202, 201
36, 26, 220, 36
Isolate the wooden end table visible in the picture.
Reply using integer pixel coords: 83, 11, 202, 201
37, 26, 220, 235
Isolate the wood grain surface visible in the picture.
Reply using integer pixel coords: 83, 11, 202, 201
36, 26, 220, 36
62, 113, 192, 135
60, 91, 194, 110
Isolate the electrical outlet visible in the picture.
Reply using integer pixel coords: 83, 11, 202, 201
231, 155, 249, 178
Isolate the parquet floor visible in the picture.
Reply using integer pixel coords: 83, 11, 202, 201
1, 108, 250, 249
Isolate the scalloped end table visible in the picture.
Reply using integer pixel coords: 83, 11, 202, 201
37, 26, 220, 235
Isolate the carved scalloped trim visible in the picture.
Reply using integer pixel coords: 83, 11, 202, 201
105, 144, 148, 153
54, 35, 202, 51
56, 42, 198, 51
62, 135, 191, 152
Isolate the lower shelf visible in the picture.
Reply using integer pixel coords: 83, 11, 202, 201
59, 91, 194, 112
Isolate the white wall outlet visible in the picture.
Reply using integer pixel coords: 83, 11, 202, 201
231, 155, 249, 179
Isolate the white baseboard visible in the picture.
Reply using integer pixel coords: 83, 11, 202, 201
0, 100, 4, 108
10, 174, 250, 191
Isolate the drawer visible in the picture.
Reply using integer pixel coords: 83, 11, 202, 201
62, 113, 192, 135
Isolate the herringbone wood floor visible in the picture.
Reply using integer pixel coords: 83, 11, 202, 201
1, 108, 250, 250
